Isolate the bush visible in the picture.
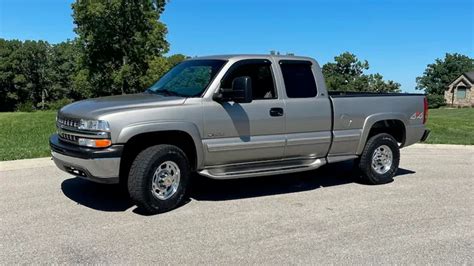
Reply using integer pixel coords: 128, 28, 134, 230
426, 94, 446, 109
47, 98, 73, 110
15, 101, 36, 112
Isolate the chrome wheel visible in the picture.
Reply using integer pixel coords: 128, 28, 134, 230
371, 145, 393, 175
151, 161, 180, 200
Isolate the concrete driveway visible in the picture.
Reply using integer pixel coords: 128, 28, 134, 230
0, 144, 473, 264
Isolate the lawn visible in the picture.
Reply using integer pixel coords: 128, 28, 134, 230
425, 108, 474, 145
0, 111, 57, 161
0, 108, 472, 161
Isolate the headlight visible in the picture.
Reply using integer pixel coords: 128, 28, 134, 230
78, 119, 110, 131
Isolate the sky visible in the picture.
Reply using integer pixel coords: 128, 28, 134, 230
0, 0, 472, 92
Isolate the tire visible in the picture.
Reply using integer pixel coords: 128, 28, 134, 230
358, 133, 400, 185
128, 144, 191, 214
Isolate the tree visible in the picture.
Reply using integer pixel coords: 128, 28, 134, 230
49, 40, 82, 101
416, 53, 474, 95
0, 39, 52, 111
322, 52, 400, 93
140, 54, 188, 88
72, 0, 169, 96
0, 39, 86, 111
141, 56, 170, 88
167, 54, 187, 67
367, 73, 401, 93
0, 39, 22, 111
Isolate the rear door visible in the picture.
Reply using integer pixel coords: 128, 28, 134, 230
278, 60, 332, 159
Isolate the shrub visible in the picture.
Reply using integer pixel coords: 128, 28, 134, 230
47, 98, 73, 110
426, 94, 446, 109
15, 101, 36, 112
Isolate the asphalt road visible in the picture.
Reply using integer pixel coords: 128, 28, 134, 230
0, 144, 473, 264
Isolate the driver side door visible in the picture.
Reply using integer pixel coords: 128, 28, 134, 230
202, 59, 286, 166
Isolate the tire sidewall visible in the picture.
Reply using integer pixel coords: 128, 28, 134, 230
361, 134, 400, 184
142, 147, 190, 212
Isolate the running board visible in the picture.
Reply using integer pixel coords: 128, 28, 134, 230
198, 158, 327, 179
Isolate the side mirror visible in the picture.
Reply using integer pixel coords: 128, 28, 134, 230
213, 76, 252, 103
232, 76, 252, 103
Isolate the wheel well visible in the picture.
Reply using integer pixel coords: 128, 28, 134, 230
367, 120, 406, 145
119, 131, 197, 184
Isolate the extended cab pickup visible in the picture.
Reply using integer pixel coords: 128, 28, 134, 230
50, 54, 430, 213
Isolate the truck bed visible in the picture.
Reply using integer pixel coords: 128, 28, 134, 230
327, 92, 427, 156
328, 91, 425, 97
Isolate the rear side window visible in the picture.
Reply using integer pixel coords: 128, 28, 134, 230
280, 61, 317, 98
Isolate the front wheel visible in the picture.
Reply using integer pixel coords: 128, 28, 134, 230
358, 133, 400, 185
128, 144, 191, 214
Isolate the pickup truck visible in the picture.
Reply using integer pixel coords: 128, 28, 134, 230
50, 54, 430, 213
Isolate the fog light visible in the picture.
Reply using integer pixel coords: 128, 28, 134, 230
78, 138, 111, 148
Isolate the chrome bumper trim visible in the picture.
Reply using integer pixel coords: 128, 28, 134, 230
51, 151, 120, 184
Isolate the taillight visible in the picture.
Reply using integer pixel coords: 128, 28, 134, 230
423, 97, 428, 124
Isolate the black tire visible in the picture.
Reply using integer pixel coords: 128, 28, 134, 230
358, 133, 400, 185
128, 144, 190, 214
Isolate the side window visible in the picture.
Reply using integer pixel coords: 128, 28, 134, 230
456, 86, 467, 99
280, 61, 317, 98
221, 61, 276, 100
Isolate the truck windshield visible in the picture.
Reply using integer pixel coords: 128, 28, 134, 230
146, 59, 226, 97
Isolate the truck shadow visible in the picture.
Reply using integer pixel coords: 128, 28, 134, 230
61, 160, 415, 213
61, 179, 133, 212
190, 161, 415, 201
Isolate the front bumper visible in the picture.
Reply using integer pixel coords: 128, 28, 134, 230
420, 129, 431, 142
50, 134, 123, 184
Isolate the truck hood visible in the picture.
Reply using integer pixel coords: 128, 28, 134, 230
59, 93, 186, 119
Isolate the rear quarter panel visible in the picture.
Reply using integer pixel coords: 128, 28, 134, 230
329, 95, 426, 156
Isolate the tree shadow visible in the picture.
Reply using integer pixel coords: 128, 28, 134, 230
61, 160, 415, 213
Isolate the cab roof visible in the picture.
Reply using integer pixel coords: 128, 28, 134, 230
187, 54, 316, 62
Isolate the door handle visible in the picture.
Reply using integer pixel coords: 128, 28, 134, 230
269, 107, 284, 117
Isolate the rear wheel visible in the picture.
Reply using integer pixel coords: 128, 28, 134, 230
128, 144, 190, 214
358, 133, 400, 184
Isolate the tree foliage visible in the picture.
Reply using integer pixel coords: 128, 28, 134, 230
72, 0, 170, 96
0, 0, 189, 112
0, 39, 51, 111
0, 37, 185, 111
416, 53, 474, 95
322, 52, 401, 93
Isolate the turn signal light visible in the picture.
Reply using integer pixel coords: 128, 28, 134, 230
78, 138, 112, 148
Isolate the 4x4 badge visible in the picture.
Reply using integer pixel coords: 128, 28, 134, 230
410, 112, 423, 120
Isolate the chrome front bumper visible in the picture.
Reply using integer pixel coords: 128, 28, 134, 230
51, 151, 121, 184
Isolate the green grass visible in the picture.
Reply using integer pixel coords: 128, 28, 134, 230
0, 111, 57, 161
0, 108, 472, 161
425, 108, 474, 145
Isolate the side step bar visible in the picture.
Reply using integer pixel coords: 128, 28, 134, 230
198, 158, 327, 179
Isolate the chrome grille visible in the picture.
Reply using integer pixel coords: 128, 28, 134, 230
58, 131, 79, 144
57, 116, 81, 144
56, 116, 110, 145
57, 117, 80, 129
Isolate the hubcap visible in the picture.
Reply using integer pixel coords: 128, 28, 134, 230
151, 161, 180, 200
371, 145, 393, 175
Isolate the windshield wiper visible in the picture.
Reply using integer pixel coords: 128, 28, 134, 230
149, 89, 185, 97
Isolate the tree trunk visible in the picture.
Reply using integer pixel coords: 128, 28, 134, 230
121, 56, 127, 95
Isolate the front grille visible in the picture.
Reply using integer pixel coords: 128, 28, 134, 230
58, 131, 79, 144
56, 116, 110, 146
57, 117, 80, 129
57, 116, 81, 144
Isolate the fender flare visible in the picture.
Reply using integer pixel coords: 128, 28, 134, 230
356, 113, 408, 154
117, 121, 204, 168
